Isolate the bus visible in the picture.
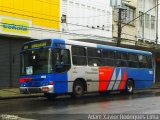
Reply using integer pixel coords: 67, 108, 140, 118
19, 38, 154, 99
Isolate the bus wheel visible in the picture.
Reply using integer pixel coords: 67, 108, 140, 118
44, 93, 56, 100
125, 80, 134, 94
72, 81, 84, 98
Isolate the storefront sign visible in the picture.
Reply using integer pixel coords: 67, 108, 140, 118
0, 16, 31, 37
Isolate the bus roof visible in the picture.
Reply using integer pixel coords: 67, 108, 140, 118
23, 38, 152, 55
52, 38, 152, 55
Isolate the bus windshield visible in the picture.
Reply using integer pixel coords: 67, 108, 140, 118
21, 48, 52, 75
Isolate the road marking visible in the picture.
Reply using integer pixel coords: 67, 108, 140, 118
0, 114, 36, 120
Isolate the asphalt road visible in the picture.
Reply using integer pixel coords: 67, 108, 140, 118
0, 89, 160, 120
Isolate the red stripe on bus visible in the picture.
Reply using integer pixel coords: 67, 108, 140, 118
99, 67, 114, 91
118, 70, 127, 90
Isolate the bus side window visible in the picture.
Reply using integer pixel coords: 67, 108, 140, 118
87, 48, 102, 66
116, 52, 128, 67
128, 53, 138, 68
101, 50, 115, 66
147, 55, 153, 69
72, 46, 87, 66
138, 55, 148, 68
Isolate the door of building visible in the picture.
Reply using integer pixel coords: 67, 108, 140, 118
155, 56, 160, 83
0, 39, 10, 88
0, 36, 30, 88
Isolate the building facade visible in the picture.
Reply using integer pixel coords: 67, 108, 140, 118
112, 0, 137, 45
60, 0, 113, 41
136, 0, 157, 46
113, 0, 157, 45
0, 0, 61, 88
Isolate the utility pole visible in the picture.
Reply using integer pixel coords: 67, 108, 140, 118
117, 8, 123, 47
156, 0, 159, 44
110, 0, 124, 47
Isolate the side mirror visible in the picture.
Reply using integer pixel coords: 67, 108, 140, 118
60, 49, 64, 56
58, 49, 64, 62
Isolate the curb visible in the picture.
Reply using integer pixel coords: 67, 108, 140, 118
0, 95, 44, 100
151, 87, 160, 89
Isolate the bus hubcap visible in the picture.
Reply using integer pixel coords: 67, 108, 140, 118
75, 86, 82, 95
127, 82, 133, 92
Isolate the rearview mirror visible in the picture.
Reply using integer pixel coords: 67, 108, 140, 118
60, 49, 64, 56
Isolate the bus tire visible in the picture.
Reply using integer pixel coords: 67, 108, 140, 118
125, 79, 134, 95
72, 81, 84, 98
44, 93, 56, 100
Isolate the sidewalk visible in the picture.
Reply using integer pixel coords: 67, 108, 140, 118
0, 83, 160, 100
152, 82, 160, 89
0, 88, 43, 100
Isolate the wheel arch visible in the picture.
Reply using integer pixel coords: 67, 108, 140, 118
127, 78, 135, 88
73, 78, 87, 92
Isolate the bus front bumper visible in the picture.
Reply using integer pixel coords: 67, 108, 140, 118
20, 85, 54, 94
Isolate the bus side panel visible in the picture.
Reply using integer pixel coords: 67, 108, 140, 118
68, 66, 88, 91
116, 68, 127, 90
98, 67, 128, 91
86, 67, 99, 92
106, 67, 128, 91
127, 68, 154, 89
64, 45, 73, 93
54, 73, 68, 93
68, 66, 99, 93
99, 66, 114, 91
67, 66, 73, 93
53, 39, 68, 93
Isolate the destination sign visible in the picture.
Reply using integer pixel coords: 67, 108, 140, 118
22, 39, 51, 50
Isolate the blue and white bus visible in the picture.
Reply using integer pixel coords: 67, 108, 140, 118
19, 38, 154, 99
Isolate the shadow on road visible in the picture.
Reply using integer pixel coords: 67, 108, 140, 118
38, 89, 160, 108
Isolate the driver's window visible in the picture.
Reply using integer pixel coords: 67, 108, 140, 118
62, 50, 70, 64
52, 49, 60, 65
52, 49, 71, 73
